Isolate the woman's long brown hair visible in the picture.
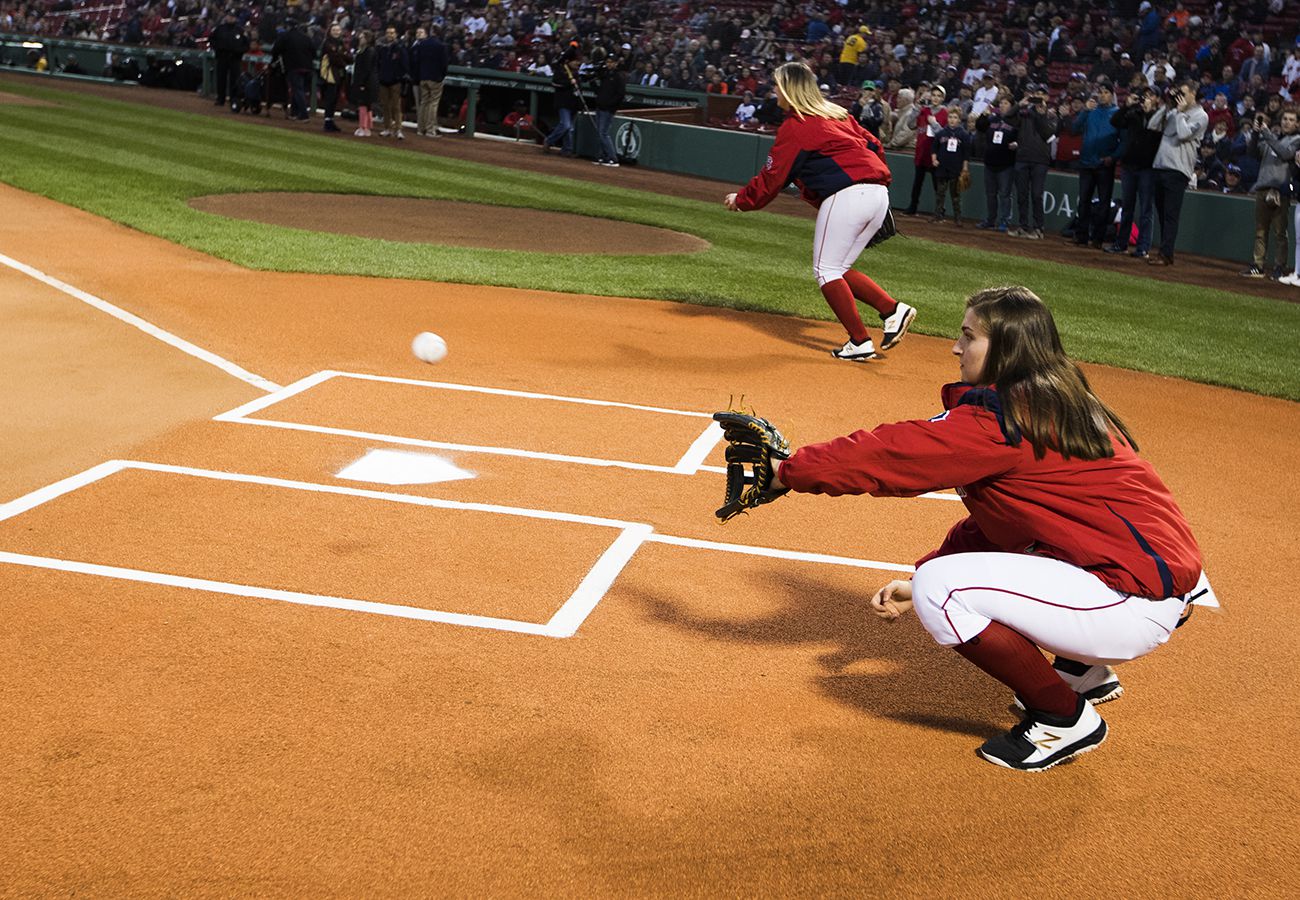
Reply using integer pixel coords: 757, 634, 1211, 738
967, 286, 1137, 460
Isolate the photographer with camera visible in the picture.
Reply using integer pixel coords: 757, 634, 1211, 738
1147, 82, 1209, 266
1242, 109, 1300, 278
1008, 87, 1057, 239
1105, 87, 1162, 257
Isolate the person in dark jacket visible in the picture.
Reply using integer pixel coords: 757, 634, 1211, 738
376, 25, 409, 139
210, 10, 249, 111
270, 17, 314, 120
592, 54, 627, 166
411, 26, 449, 137
931, 105, 972, 225
1071, 83, 1120, 247
975, 97, 1018, 231
542, 50, 583, 155
351, 29, 378, 137
317, 22, 349, 133
1007, 88, 1057, 238
1106, 87, 1162, 257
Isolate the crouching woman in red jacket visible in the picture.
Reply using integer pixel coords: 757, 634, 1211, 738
772, 285, 1204, 771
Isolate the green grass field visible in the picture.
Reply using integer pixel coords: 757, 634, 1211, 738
2, 76, 1299, 400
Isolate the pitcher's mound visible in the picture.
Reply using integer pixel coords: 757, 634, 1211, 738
190, 192, 711, 255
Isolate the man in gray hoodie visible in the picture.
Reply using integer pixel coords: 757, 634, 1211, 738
1148, 82, 1209, 266
1242, 109, 1300, 278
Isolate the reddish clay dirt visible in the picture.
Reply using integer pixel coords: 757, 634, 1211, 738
0, 127, 1298, 895
189, 192, 710, 255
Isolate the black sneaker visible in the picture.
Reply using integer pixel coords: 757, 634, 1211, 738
1103, 244, 1127, 254
978, 697, 1107, 772
1241, 265, 1265, 278
1271, 265, 1284, 281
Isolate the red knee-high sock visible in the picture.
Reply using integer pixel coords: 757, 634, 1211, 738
842, 270, 899, 317
953, 621, 1078, 717
819, 278, 871, 343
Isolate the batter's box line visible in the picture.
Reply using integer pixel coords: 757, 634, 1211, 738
210, 371, 962, 500
0, 460, 914, 638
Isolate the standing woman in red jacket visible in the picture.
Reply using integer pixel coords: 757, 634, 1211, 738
724, 62, 917, 362
770, 285, 1206, 771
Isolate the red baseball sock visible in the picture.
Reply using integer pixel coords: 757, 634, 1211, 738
819, 278, 870, 344
954, 621, 1078, 717
842, 270, 899, 317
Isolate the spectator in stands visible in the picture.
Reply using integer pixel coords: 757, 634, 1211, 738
1072, 83, 1120, 248
412, 25, 449, 138
317, 22, 348, 134
1218, 163, 1248, 194
592, 54, 626, 167
839, 25, 869, 87
929, 105, 972, 225
904, 85, 947, 215
971, 72, 999, 117
735, 91, 757, 124
210, 9, 248, 112
885, 87, 917, 151
976, 97, 1018, 232
376, 25, 409, 139
351, 29, 378, 138
1149, 81, 1209, 266
851, 81, 890, 140
1107, 87, 1161, 259
1243, 109, 1300, 279
1090, 47, 1120, 86
1194, 139, 1227, 190
270, 18, 313, 122
1009, 86, 1056, 240
1204, 92, 1236, 137
755, 88, 784, 126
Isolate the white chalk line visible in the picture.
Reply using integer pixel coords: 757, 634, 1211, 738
0, 460, 919, 637
0, 252, 281, 393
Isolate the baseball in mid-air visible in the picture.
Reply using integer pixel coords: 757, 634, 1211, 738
412, 331, 448, 364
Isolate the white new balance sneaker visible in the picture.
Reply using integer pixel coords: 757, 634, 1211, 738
831, 337, 876, 362
1279, 271, 1300, 287
1014, 658, 1123, 711
880, 302, 917, 350
979, 697, 1107, 772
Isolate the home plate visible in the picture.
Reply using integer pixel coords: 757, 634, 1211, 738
335, 449, 476, 485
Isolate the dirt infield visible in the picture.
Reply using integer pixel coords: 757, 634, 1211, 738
190, 192, 711, 255
2, 176, 1299, 896
0, 89, 56, 106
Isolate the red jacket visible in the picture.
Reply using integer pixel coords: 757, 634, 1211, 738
778, 384, 1203, 600
914, 105, 948, 165
735, 112, 890, 211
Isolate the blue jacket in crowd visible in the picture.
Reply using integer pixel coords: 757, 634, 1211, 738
1073, 103, 1120, 167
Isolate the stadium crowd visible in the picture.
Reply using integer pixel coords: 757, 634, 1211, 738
5, 1, 1300, 274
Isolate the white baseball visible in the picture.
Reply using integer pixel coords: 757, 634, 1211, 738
411, 331, 447, 364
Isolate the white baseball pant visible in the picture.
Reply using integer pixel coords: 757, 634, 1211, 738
911, 552, 1188, 666
812, 183, 891, 286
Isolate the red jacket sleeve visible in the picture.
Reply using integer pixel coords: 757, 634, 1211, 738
735, 120, 804, 210
777, 408, 1021, 497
